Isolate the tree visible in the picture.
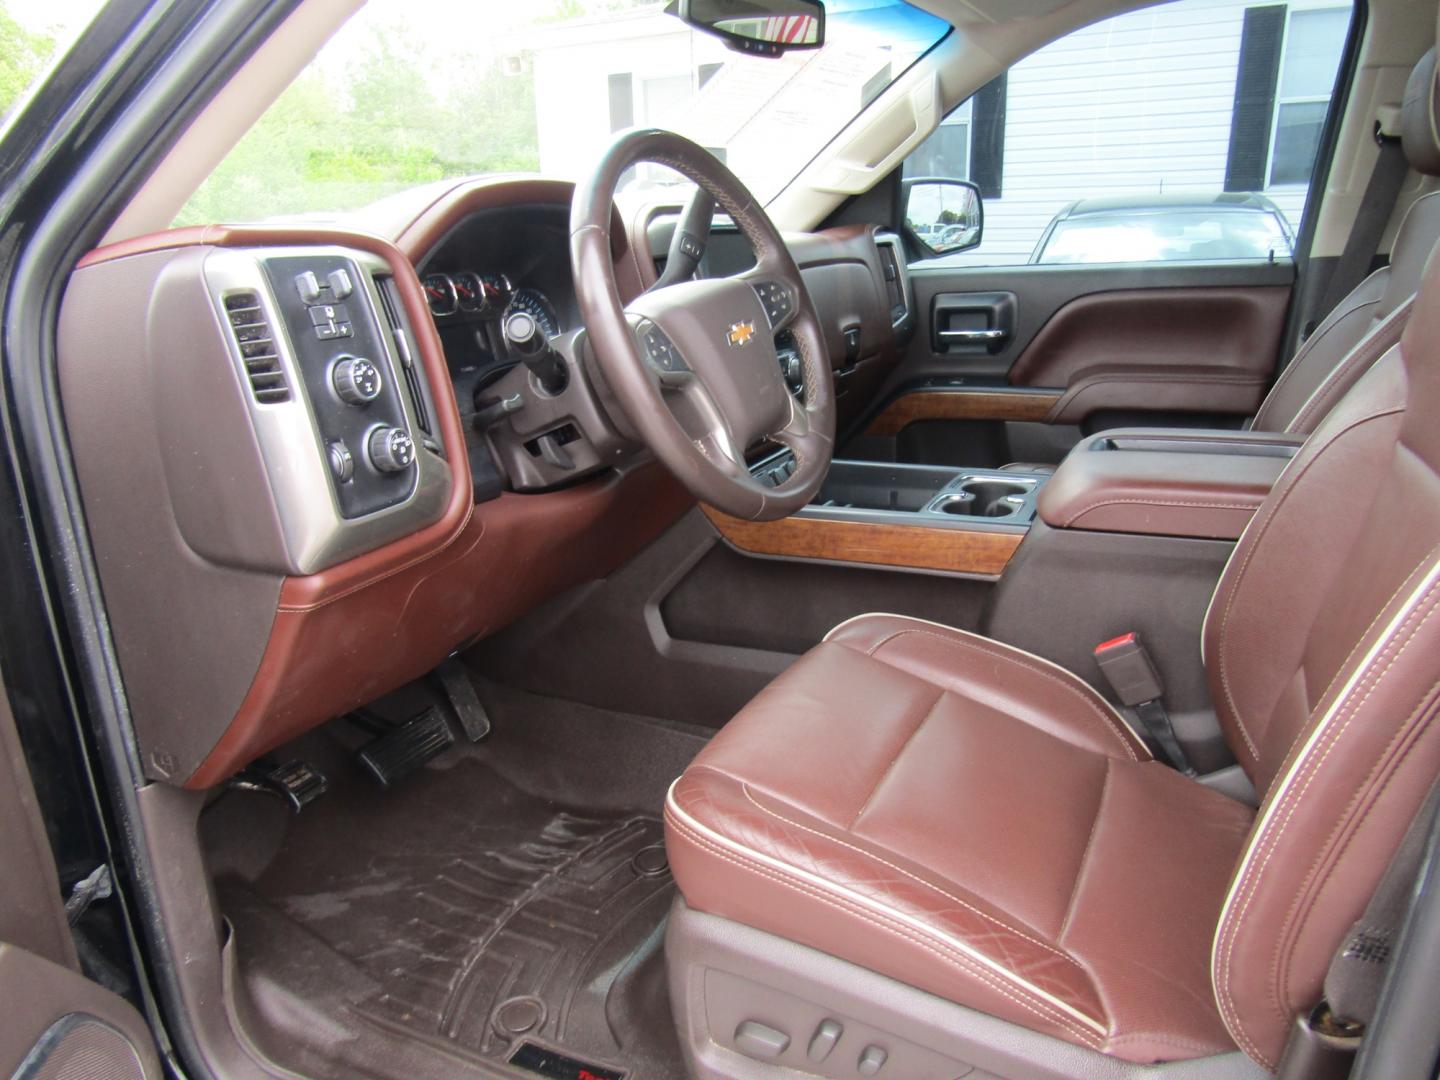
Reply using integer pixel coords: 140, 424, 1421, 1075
0, 3, 56, 122
177, 14, 542, 224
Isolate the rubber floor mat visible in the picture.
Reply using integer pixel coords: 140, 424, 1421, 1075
219, 756, 685, 1080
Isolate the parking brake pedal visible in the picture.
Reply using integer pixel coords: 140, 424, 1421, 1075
230, 758, 328, 812
433, 658, 492, 742
358, 706, 455, 788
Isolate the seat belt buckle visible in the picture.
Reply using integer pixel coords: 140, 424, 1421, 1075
1092, 632, 1163, 707
1093, 633, 1197, 776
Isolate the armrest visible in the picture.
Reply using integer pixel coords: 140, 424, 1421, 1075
1037, 427, 1294, 540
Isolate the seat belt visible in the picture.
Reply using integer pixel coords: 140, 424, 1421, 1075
1091, 632, 1196, 776
1274, 773, 1440, 1079
1315, 125, 1409, 327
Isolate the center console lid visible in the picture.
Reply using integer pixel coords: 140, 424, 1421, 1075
1037, 427, 1301, 540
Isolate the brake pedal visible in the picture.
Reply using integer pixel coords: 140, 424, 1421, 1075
230, 758, 328, 812
358, 706, 455, 788
433, 657, 492, 742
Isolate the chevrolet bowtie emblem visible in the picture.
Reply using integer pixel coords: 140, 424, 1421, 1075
727, 320, 756, 348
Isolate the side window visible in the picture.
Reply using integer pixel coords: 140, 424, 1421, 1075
903, 0, 1353, 266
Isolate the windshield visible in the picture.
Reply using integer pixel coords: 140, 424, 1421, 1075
177, 0, 949, 225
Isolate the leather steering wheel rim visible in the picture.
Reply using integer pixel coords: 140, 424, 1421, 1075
570, 128, 835, 521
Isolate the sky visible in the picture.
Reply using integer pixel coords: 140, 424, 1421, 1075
8, 0, 102, 38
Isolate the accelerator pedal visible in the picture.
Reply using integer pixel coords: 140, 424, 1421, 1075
358, 706, 455, 788
433, 657, 492, 742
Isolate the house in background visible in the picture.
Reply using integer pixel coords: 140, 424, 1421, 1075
908, 0, 1351, 264
521, 0, 1351, 265
521, 0, 944, 205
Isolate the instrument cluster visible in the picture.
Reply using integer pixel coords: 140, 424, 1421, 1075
421, 271, 563, 339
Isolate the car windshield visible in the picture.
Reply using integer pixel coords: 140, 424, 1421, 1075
1036, 206, 1293, 265
177, 0, 949, 225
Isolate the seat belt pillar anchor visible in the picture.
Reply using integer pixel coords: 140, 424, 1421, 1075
1275, 1004, 1361, 1080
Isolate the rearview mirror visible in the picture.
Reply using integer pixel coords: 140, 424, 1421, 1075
665, 0, 825, 57
904, 178, 984, 256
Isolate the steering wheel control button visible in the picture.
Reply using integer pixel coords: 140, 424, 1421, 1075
332, 356, 381, 405
638, 322, 689, 379
857, 1044, 888, 1076
326, 440, 354, 484
734, 1021, 789, 1060
679, 232, 704, 259
367, 426, 415, 473
753, 280, 794, 325
807, 1019, 843, 1062
326, 268, 354, 299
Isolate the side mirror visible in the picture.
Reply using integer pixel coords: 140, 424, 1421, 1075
903, 178, 984, 257
665, 0, 825, 57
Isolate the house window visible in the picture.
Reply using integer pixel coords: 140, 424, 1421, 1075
1267, 7, 1349, 186
901, 73, 1005, 198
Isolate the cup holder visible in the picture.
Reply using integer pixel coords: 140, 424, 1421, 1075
933, 480, 1030, 518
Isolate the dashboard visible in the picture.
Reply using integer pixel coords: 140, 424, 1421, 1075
57, 177, 904, 792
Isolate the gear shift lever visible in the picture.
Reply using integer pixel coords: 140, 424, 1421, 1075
503, 311, 567, 395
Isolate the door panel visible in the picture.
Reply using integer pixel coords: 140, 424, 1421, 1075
848, 260, 1295, 465
906, 261, 1293, 384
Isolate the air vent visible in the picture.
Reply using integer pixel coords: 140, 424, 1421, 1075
375, 276, 434, 440
875, 237, 908, 326
223, 292, 290, 403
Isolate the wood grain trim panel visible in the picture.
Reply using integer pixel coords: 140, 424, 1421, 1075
866, 390, 1063, 436
701, 506, 1022, 577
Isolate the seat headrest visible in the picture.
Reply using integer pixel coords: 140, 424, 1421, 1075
1403, 48, 1440, 175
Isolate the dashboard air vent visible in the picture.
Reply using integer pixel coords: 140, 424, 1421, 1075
375, 275, 434, 439
224, 292, 290, 403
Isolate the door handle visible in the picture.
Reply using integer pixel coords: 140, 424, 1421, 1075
931, 291, 1017, 356
937, 329, 1008, 343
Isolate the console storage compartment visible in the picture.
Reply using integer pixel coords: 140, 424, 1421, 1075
1037, 427, 1300, 540
801, 459, 1046, 525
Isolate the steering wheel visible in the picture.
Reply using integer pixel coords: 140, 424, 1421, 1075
571, 129, 835, 521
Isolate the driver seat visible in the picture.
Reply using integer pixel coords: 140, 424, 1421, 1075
664, 236, 1440, 1070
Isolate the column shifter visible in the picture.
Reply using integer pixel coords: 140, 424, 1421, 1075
503, 311, 568, 396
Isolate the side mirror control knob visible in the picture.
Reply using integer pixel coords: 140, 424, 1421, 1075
332, 356, 381, 405
367, 426, 414, 473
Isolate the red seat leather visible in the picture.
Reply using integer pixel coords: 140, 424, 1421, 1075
668, 45, 1440, 1072
667, 615, 1254, 1062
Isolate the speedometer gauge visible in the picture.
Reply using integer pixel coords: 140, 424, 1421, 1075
506, 288, 562, 338
422, 272, 457, 317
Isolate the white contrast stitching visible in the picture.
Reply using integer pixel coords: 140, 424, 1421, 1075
666, 809, 1108, 1047
737, 780, 1082, 966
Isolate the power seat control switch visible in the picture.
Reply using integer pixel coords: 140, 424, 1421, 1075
368, 426, 415, 473
332, 356, 381, 405
734, 1021, 789, 1060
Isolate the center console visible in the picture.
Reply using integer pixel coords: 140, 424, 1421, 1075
1035, 428, 1300, 540
699, 452, 1048, 578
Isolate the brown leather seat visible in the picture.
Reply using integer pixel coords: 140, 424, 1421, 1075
1001, 49, 1440, 477
668, 157, 1440, 1073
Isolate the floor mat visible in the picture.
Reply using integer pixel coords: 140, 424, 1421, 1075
220, 754, 688, 1080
